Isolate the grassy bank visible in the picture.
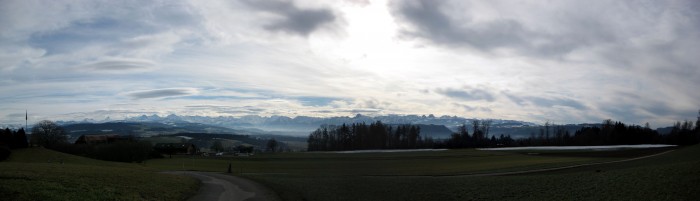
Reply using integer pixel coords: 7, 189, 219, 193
0, 148, 199, 201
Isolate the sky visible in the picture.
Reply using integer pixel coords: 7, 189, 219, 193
1, 0, 699, 127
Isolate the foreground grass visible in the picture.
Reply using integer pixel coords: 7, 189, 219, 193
0, 148, 199, 201
148, 149, 629, 176
147, 147, 692, 200
246, 146, 698, 201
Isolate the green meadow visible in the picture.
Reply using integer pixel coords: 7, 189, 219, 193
147, 146, 697, 200
0, 148, 199, 201
1, 145, 696, 201
147, 149, 632, 176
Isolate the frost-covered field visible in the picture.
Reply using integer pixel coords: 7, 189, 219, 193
478, 144, 677, 151
333, 149, 448, 154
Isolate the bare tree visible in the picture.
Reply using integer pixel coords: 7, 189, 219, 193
481, 120, 492, 139
266, 138, 278, 152
544, 121, 550, 143
471, 119, 482, 140
30, 120, 67, 148
210, 140, 224, 152
696, 110, 700, 131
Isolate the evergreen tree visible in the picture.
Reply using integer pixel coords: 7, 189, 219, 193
13, 128, 28, 149
0, 128, 12, 148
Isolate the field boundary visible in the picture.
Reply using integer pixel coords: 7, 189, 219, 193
365, 149, 675, 177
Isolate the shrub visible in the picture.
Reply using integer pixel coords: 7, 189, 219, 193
0, 146, 10, 161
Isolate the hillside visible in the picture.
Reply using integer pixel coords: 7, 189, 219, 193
119, 114, 539, 137
0, 148, 199, 200
61, 121, 240, 141
142, 133, 307, 152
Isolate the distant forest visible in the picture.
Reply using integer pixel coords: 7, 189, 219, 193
307, 122, 435, 151
307, 114, 700, 151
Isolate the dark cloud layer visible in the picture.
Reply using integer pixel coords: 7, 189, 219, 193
436, 87, 495, 102
505, 93, 587, 110
529, 97, 587, 110
25, 2, 202, 56
185, 105, 266, 115
242, 0, 336, 36
391, 0, 527, 50
128, 88, 197, 99
83, 59, 155, 72
389, 0, 630, 58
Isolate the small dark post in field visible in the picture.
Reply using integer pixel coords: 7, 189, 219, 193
227, 163, 232, 173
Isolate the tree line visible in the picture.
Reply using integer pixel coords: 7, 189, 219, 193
25, 120, 156, 163
0, 128, 29, 161
307, 121, 436, 151
307, 115, 700, 151
442, 119, 515, 148
513, 119, 700, 147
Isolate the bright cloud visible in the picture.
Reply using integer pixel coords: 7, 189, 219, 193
1, 0, 699, 128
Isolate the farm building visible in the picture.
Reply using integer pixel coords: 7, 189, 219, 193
74, 134, 134, 145
153, 143, 197, 156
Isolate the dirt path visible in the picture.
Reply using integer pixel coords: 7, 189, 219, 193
165, 171, 281, 201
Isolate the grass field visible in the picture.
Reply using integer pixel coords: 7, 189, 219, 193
146, 148, 666, 176
146, 146, 697, 200
4, 146, 692, 200
0, 148, 200, 201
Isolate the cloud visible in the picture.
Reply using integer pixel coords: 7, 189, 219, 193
452, 103, 492, 112
390, 0, 528, 51
241, 0, 337, 36
0, 46, 45, 71
388, 0, 688, 60
185, 105, 267, 115
436, 87, 495, 102
505, 93, 587, 110
529, 97, 587, 110
127, 88, 199, 99
81, 59, 155, 72
1, 0, 698, 127
344, 0, 370, 7
298, 96, 342, 106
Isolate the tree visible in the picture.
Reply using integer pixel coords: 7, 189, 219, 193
472, 119, 483, 143
544, 121, 551, 144
30, 120, 67, 148
13, 128, 28, 149
0, 146, 10, 161
210, 140, 224, 152
235, 145, 254, 153
696, 110, 700, 131
482, 120, 492, 139
266, 138, 278, 152
0, 128, 11, 147
306, 122, 422, 151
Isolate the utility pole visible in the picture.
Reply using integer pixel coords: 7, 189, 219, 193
25, 110, 28, 130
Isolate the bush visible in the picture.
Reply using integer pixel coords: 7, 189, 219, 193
49, 141, 155, 163
91, 141, 153, 163
0, 146, 10, 161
